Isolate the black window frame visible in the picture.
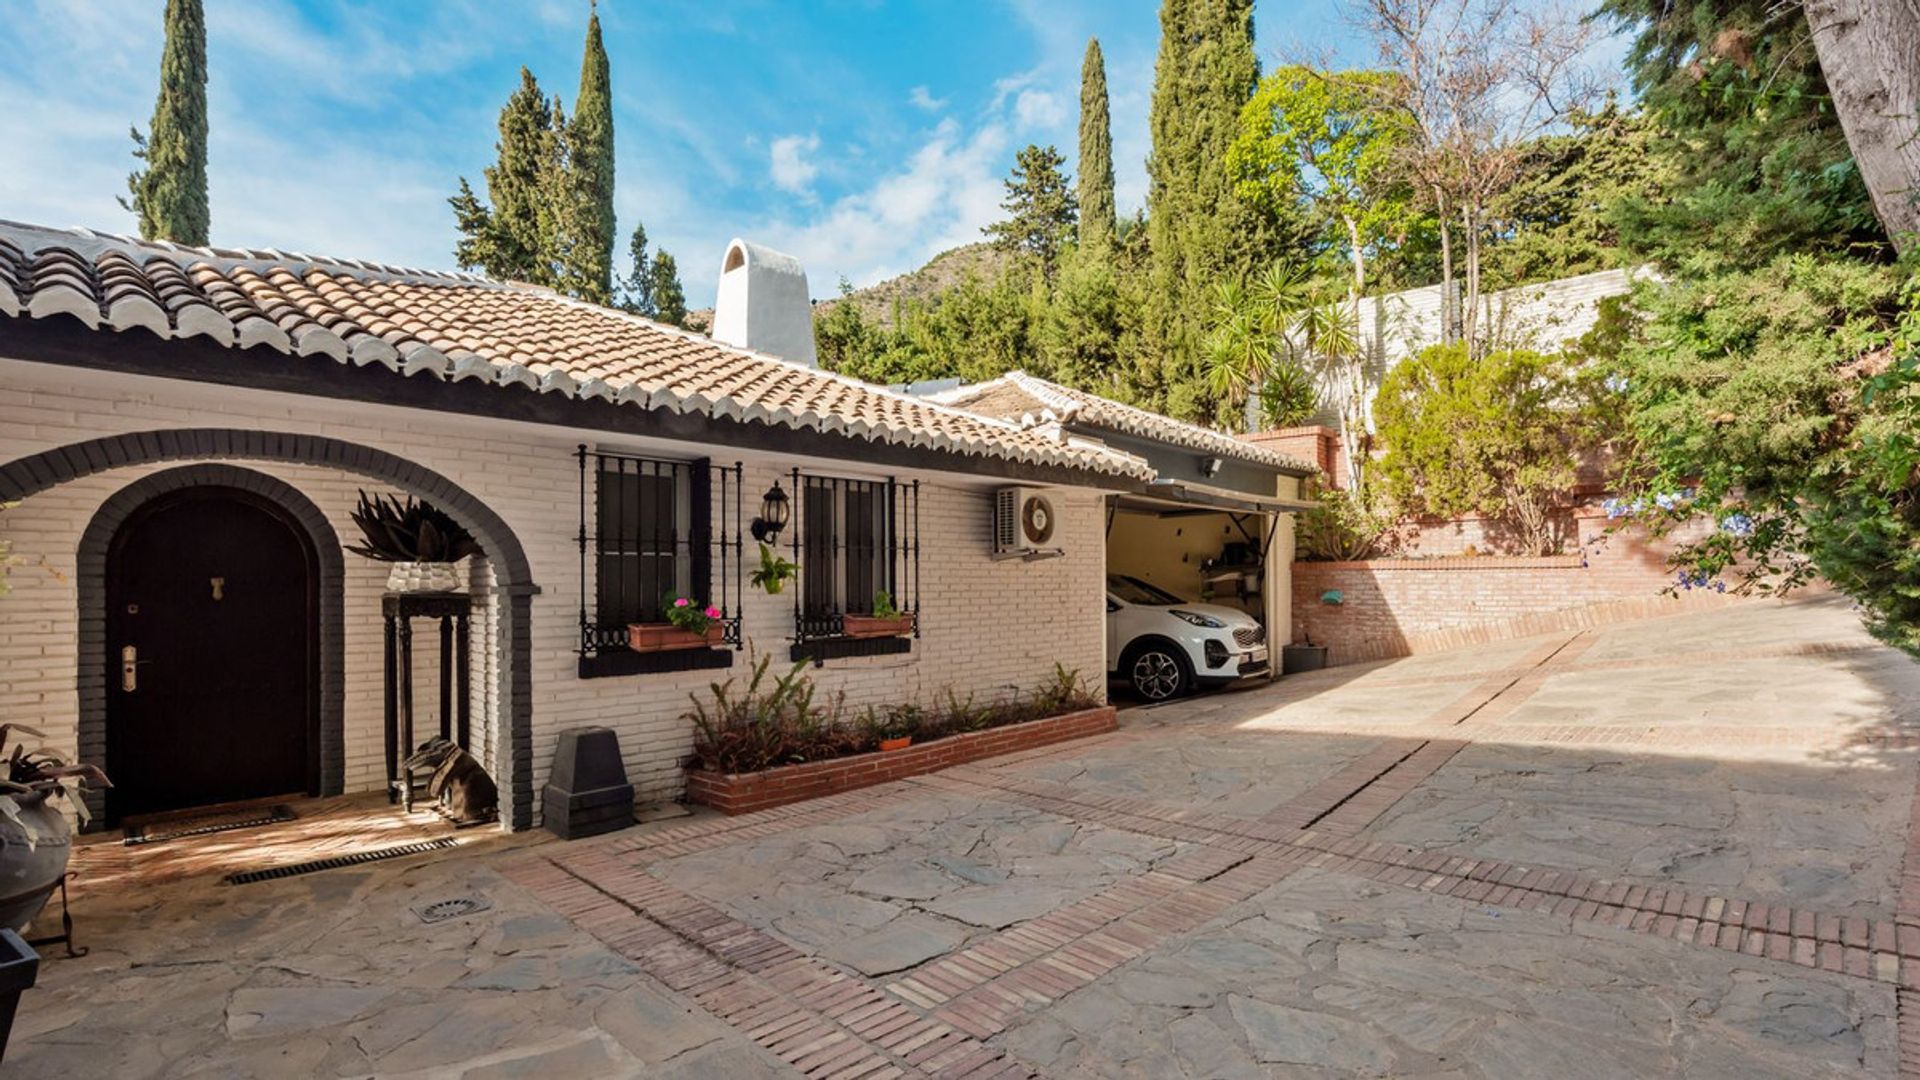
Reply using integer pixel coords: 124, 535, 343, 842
575, 447, 742, 677
789, 469, 921, 656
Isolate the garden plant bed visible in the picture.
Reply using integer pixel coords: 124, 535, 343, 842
685, 704, 1117, 814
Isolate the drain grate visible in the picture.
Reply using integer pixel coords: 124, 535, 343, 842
124, 804, 298, 847
412, 895, 493, 924
224, 838, 461, 885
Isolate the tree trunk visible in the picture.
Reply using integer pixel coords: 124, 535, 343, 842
1460, 201, 1480, 355
1433, 184, 1454, 341
1805, 0, 1920, 251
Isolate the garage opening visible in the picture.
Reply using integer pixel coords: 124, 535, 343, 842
1104, 494, 1280, 703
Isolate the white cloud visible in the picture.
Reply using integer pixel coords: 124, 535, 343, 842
751, 117, 1010, 292
907, 85, 947, 111
768, 133, 821, 194
1013, 89, 1065, 132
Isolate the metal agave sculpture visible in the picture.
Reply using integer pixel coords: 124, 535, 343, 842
0, 724, 110, 821
345, 491, 482, 563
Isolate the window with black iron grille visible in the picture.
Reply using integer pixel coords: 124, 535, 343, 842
790, 470, 920, 642
576, 447, 742, 663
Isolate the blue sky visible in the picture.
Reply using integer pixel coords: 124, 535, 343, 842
0, 0, 1376, 302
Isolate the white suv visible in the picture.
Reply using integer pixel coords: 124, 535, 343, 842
1105, 574, 1269, 702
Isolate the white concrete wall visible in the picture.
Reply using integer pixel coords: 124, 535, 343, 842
1318, 268, 1641, 431
0, 359, 1110, 824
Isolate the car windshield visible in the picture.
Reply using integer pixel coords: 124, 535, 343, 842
1107, 574, 1186, 606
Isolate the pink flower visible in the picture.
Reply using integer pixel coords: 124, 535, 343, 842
674, 597, 690, 608
704, 605, 722, 619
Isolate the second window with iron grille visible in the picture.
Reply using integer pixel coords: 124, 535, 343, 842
792, 472, 920, 642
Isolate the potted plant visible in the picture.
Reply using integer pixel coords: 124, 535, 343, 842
0, 725, 109, 936
842, 591, 914, 639
749, 543, 799, 595
857, 704, 920, 752
347, 491, 481, 594
629, 597, 726, 653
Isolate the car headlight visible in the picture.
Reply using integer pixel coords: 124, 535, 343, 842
1169, 609, 1225, 629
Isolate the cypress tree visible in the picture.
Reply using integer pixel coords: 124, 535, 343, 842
125, 0, 209, 245
1144, 0, 1272, 424
450, 68, 566, 286
564, 4, 616, 304
1077, 38, 1117, 251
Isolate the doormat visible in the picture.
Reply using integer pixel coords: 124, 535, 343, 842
122, 804, 299, 847
224, 838, 462, 885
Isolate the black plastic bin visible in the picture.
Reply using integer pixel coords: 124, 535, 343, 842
1281, 644, 1329, 674
542, 727, 636, 840
0, 928, 40, 1063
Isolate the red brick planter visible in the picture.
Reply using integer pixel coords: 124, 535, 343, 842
685, 705, 1118, 815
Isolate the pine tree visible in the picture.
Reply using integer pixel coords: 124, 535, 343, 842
984, 144, 1077, 280
563, 5, 616, 304
1597, 0, 1880, 268
450, 69, 567, 287
648, 251, 687, 327
1077, 38, 1117, 250
616, 221, 655, 315
124, 0, 209, 245
1143, 0, 1278, 424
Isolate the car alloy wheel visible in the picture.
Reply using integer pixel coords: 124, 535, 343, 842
1131, 650, 1184, 701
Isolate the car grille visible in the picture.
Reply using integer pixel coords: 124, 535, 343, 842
1232, 626, 1266, 648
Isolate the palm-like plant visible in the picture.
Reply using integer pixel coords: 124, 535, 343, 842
1204, 265, 1356, 416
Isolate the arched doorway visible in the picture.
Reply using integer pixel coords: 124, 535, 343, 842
105, 485, 320, 822
3, 429, 538, 831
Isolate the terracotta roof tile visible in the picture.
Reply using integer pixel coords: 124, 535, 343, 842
0, 222, 1149, 481
932, 370, 1315, 474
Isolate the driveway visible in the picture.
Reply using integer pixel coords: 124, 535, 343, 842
12, 594, 1920, 1077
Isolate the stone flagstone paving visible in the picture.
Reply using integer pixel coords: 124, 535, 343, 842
10, 592, 1920, 1076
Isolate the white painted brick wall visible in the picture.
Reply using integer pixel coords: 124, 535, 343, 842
0, 360, 1109, 824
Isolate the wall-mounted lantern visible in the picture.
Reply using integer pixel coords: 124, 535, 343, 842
1201, 455, 1224, 478
750, 481, 791, 542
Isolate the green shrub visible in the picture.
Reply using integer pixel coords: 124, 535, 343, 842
1375, 341, 1606, 555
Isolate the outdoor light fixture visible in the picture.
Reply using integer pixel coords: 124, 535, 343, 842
1201, 455, 1223, 478
750, 481, 790, 542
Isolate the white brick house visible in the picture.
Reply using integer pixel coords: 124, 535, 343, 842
0, 223, 1161, 832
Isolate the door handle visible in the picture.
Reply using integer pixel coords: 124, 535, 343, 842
120, 645, 148, 692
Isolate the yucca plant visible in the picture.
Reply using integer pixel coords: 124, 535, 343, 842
346, 491, 481, 563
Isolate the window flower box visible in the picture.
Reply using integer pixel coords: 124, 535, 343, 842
840, 614, 914, 639
627, 622, 725, 653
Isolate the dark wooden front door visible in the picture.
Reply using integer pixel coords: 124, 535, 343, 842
106, 486, 317, 821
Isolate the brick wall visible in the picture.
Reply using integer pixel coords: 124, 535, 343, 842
1291, 509, 1734, 664
1241, 426, 1343, 486
0, 360, 1110, 825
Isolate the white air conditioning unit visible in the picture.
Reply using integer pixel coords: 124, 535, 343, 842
993, 487, 1064, 559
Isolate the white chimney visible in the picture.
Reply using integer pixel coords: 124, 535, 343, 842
711, 238, 817, 366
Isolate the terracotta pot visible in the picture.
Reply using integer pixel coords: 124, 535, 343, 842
878, 736, 912, 752
627, 622, 725, 653
0, 796, 71, 934
385, 561, 462, 594
841, 614, 914, 639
